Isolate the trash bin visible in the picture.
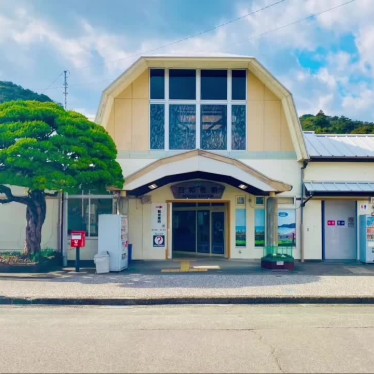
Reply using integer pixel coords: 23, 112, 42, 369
94, 252, 110, 274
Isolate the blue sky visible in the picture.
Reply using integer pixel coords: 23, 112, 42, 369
1, 0, 373, 122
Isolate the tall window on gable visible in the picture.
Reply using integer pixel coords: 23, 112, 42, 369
201, 105, 227, 150
232, 70, 246, 100
150, 68, 247, 151
150, 104, 165, 149
150, 69, 165, 99
232, 105, 246, 150
201, 70, 227, 100
169, 105, 196, 149
169, 70, 196, 100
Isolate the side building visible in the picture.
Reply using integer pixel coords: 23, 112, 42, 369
302, 132, 374, 261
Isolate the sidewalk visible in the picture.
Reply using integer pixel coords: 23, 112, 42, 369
0, 259, 374, 305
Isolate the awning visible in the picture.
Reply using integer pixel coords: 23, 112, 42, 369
304, 182, 374, 197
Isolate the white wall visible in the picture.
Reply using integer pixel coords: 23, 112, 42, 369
303, 199, 322, 260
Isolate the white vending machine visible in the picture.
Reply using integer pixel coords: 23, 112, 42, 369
359, 215, 374, 263
98, 214, 128, 271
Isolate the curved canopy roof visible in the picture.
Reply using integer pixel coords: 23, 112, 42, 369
124, 149, 292, 196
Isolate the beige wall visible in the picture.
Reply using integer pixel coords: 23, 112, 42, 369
248, 74, 294, 153
0, 197, 59, 251
109, 70, 150, 152
126, 184, 301, 261
306, 162, 374, 182
108, 68, 295, 155
67, 239, 98, 261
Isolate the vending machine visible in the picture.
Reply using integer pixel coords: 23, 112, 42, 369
359, 215, 374, 263
98, 214, 128, 271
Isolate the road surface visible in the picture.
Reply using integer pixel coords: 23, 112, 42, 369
1, 304, 374, 373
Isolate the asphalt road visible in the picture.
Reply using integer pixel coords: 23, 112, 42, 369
1, 304, 374, 373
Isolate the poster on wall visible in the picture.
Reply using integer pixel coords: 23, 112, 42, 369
235, 209, 246, 247
278, 210, 296, 247
151, 204, 167, 248
255, 209, 265, 247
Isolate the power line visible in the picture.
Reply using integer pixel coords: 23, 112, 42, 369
40, 71, 64, 93
36, 0, 288, 93
133, 0, 288, 57
255, 0, 356, 39
37, 0, 357, 92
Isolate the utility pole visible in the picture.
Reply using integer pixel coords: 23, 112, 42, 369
63, 70, 68, 110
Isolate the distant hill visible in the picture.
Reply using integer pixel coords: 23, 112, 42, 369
0, 81, 53, 104
300, 110, 374, 134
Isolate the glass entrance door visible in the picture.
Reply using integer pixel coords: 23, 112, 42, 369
212, 211, 225, 254
172, 204, 226, 256
197, 210, 210, 254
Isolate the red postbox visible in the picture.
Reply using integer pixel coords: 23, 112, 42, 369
71, 231, 86, 248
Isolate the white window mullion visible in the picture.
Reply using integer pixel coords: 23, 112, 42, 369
227, 70, 232, 151
165, 69, 169, 150
196, 69, 201, 149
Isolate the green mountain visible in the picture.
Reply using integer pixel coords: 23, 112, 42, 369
300, 110, 374, 134
0, 81, 53, 104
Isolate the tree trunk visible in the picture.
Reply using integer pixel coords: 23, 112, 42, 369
24, 191, 47, 257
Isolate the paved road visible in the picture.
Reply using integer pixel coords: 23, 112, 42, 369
1, 304, 374, 373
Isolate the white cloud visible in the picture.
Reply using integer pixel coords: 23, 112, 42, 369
2, 0, 374, 122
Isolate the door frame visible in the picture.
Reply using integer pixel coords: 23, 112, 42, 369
167, 200, 231, 259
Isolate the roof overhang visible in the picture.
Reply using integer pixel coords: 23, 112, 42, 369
125, 150, 292, 197
95, 55, 308, 161
304, 181, 374, 197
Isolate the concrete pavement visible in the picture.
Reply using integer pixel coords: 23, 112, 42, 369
0, 259, 374, 305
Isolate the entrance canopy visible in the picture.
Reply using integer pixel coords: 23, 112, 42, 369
124, 150, 292, 196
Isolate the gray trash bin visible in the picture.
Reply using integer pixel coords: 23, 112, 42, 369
94, 252, 110, 274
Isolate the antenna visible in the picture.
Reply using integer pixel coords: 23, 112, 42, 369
63, 70, 68, 110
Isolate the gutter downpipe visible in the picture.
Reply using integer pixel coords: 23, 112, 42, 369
300, 160, 308, 262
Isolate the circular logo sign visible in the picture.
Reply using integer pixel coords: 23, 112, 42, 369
153, 235, 165, 247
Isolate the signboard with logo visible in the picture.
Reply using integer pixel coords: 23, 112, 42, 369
171, 181, 225, 199
151, 204, 167, 248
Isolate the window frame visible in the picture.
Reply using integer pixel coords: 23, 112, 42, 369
150, 68, 248, 151
67, 193, 115, 238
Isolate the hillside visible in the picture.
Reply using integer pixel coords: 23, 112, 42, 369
300, 110, 374, 134
0, 81, 53, 104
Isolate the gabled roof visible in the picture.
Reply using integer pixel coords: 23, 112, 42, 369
304, 132, 374, 159
96, 55, 308, 160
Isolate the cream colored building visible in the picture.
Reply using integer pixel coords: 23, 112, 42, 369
92, 55, 308, 262
2, 55, 374, 264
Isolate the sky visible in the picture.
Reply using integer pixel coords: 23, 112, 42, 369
0, 0, 373, 122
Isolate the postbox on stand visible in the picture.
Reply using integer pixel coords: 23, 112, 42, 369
71, 231, 86, 248
70, 231, 86, 272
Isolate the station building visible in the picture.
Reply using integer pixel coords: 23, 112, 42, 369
1, 55, 374, 263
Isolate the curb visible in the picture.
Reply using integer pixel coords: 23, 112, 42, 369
1, 296, 374, 306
